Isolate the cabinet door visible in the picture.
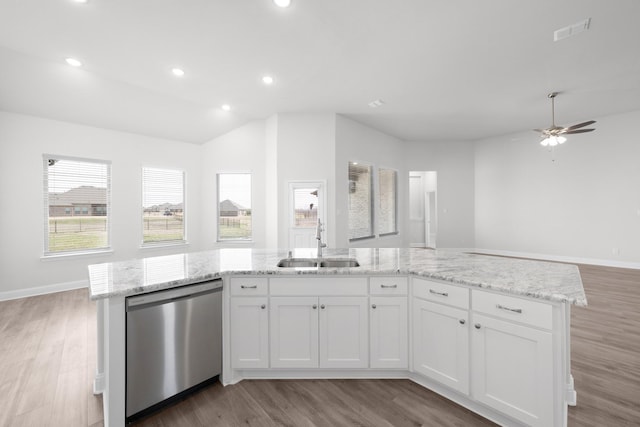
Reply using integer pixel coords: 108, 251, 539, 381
230, 297, 269, 369
370, 296, 408, 369
412, 298, 469, 394
471, 313, 553, 427
319, 296, 369, 368
270, 296, 319, 368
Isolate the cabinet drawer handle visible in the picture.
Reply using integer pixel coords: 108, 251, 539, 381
371, 304, 377, 309
474, 323, 481, 329
496, 304, 523, 314
429, 289, 448, 297
312, 304, 317, 309
260, 304, 266, 309
320, 304, 326, 309
380, 284, 398, 289
240, 285, 257, 289
459, 319, 466, 325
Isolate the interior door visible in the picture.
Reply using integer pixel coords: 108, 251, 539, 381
288, 181, 326, 249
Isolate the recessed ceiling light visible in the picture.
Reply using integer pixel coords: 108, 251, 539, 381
171, 68, 185, 77
262, 75, 274, 85
273, 0, 291, 7
221, 104, 231, 112
65, 57, 82, 67
368, 99, 385, 108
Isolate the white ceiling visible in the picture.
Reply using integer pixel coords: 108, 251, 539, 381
1, 0, 639, 144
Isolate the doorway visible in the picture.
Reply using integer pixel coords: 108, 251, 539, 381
409, 171, 437, 248
287, 181, 326, 249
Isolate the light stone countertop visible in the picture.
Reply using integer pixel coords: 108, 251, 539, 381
87, 247, 587, 306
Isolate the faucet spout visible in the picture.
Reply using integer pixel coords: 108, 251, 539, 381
316, 219, 327, 258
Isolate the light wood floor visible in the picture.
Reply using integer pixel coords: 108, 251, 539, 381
1, 263, 638, 426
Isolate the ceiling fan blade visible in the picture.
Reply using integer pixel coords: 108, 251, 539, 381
566, 120, 596, 130
564, 128, 595, 134
533, 128, 546, 132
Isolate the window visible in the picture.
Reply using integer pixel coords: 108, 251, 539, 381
378, 168, 398, 235
44, 155, 111, 255
142, 167, 185, 245
348, 162, 374, 240
293, 186, 319, 228
218, 173, 252, 241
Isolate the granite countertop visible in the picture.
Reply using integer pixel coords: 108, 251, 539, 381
87, 247, 587, 306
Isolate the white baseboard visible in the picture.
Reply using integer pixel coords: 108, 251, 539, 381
471, 248, 640, 270
0, 279, 87, 301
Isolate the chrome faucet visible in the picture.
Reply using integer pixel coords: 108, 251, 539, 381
316, 218, 327, 258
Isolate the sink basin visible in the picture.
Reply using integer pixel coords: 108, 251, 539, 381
277, 258, 319, 268
276, 257, 360, 268
319, 258, 360, 268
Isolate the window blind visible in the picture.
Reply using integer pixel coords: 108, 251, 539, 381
142, 167, 185, 244
43, 155, 111, 254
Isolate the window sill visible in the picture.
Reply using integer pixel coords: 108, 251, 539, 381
216, 240, 254, 245
349, 235, 375, 242
140, 241, 190, 250
379, 231, 399, 237
41, 248, 114, 261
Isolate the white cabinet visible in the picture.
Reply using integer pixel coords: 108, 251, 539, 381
411, 279, 558, 426
370, 296, 408, 369
229, 297, 269, 369
319, 296, 369, 368
412, 298, 469, 394
270, 296, 368, 369
269, 296, 319, 368
471, 309, 554, 427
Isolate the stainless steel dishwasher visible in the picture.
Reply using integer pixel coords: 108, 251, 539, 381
125, 279, 222, 420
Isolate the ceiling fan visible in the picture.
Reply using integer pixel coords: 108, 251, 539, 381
534, 92, 596, 147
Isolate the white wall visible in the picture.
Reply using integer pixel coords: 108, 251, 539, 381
0, 111, 203, 298
403, 141, 475, 249
474, 109, 640, 267
264, 115, 278, 248
275, 113, 336, 248
201, 120, 267, 248
335, 115, 406, 248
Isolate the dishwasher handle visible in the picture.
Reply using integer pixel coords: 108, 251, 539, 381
126, 280, 222, 311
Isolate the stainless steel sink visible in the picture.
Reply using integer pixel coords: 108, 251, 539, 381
276, 258, 319, 268
276, 257, 360, 268
319, 258, 360, 268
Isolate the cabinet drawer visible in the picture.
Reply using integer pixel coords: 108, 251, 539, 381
270, 277, 368, 296
369, 277, 408, 295
413, 278, 469, 309
472, 290, 552, 330
229, 277, 268, 296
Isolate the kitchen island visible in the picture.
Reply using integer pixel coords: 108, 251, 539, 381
89, 248, 586, 427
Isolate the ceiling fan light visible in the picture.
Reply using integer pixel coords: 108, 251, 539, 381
540, 138, 550, 147
557, 136, 567, 144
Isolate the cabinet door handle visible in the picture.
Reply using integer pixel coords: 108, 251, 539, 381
312, 304, 317, 309
380, 284, 397, 289
320, 304, 326, 309
240, 285, 257, 289
260, 304, 266, 309
459, 319, 466, 325
474, 323, 481, 329
429, 289, 449, 297
371, 304, 377, 309
496, 304, 523, 314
